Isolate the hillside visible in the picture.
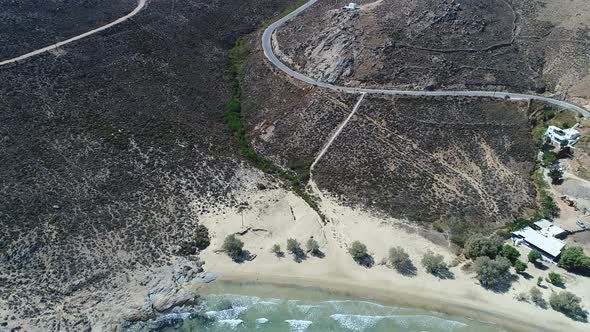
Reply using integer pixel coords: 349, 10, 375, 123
275, 0, 590, 108
0, 0, 296, 330
242, 26, 537, 227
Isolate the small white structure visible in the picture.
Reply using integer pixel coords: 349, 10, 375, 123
512, 226, 566, 263
343, 3, 359, 10
545, 125, 581, 146
534, 219, 568, 238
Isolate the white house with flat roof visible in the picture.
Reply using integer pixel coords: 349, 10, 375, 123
512, 226, 566, 263
545, 125, 581, 146
343, 3, 359, 10
533, 219, 568, 238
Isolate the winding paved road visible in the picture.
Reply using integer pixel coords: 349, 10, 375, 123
262, 0, 590, 117
0, 0, 146, 66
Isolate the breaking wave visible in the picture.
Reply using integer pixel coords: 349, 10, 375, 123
285, 319, 313, 331
122, 292, 502, 331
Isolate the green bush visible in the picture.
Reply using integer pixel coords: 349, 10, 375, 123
270, 243, 283, 257
544, 111, 556, 121
514, 260, 527, 274
515, 292, 529, 303
532, 126, 548, 144
464, 235, 503, 259
306, 237, 321, 257
548, 169, 563, 184
502, 245, 521, 265
550, 291, 586, 320
349, 241, 372, 266
287, 238, 305, 261
528, 250, 542, 264
222, 234, 244, 260
541, 195, 560, 218
474, 256, 512, 289
194, 224, 211, 250
558, 246, 590, 273
388, 247, 415, 275
547, 272, 564, 286
421, 250, 449, 276
542, 151, 558, 166
530, 287, 547, 309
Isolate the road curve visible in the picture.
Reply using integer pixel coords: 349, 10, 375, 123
262, 0, 590, 117
0, 0, 146, 66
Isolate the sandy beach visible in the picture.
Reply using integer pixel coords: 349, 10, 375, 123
192, 167, 590, 332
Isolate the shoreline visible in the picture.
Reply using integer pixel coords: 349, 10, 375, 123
196, 272, 546, 332
195, 170, 588, 332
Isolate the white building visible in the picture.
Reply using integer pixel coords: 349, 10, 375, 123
534, 219, 568, 238
343, 3, 359, 10
512, 226, 566, 263
545, 125, 581, 146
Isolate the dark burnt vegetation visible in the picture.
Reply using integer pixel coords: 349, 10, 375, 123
0, 0, 298, 329
0, 0, 137, 60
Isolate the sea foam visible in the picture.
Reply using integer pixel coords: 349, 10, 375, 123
285, 319, 313, 332
255, 317, 270, 324
216, 319, 243, 329
331, 314, 385, 331
204, 306, 247, 320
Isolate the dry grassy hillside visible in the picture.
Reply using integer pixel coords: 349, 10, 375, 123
275, 0, 590, 107
241, 27, 537, 227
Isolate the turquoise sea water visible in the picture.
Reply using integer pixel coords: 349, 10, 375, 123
124, 282, 506, 332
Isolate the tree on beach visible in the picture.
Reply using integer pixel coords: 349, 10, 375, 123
222, 234, 244, 261
558, 246, 590, 273
287, 238, 305, 262
349, 241, 373, 267
270, 243, 283, 257
421, 250, 452, 278
550, 291, 587, 321
529, 287, 547, 309
388, 246, 416, 276
464, 235, 503, 259
473, 256, 512, 291
502, 244, 520, 265
528, 250, 542, 264
547, 272, 564, 287
514, 260, 527, 274
194, 224, 211, 250
306, 237, 322, 257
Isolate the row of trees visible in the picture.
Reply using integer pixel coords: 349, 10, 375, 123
271, 237, 323, 262
347, 241, 451, 278
222, 234, 325, 263
518, 287, 585, 320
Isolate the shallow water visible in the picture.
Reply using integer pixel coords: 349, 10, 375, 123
125, 281, 506, 332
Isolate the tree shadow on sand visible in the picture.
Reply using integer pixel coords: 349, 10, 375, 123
231, 250, 255, 264
309, 248, 325, 259
481, 274, 519, 293
354, 254, 375, 268
432, 267, 455, 280
395, 261, 418, 277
